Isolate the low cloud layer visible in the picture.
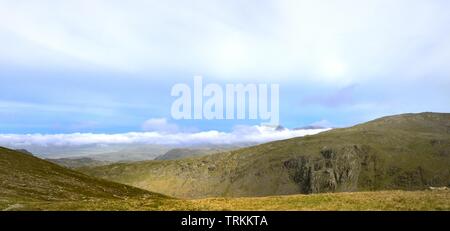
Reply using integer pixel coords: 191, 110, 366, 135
0, 126, 330, 147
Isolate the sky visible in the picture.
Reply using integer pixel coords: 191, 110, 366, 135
0, 0, 450, 146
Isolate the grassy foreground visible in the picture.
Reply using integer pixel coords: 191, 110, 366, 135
3, 190, 449, 211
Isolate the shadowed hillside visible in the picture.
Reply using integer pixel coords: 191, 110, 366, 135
0, 147, 170, 210
80, 112, 450, 198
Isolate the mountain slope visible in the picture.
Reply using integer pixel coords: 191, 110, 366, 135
80, 112, 450, 198
0, 147, 167, 208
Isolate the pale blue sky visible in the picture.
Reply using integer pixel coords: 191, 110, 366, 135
1, 0, 450, 134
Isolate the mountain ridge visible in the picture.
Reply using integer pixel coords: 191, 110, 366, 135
80, 112, 450, 198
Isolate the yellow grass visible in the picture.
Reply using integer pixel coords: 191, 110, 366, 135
4, 190, 449, 211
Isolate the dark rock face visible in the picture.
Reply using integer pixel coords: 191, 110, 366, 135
284, 145, 364, 193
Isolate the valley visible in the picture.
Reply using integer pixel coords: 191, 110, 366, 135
1, 112, 449, 211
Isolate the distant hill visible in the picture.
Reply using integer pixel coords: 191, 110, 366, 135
7, 144, 171, 162
0, 147, 167, 209
81, 112, 450, 199
47, 157, 110, 168
294, 125, 327, 130
155, 148, 232, 160
14, 149, 33, 155
86, 145, 170, 162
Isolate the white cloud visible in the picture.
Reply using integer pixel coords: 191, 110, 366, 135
1, 0, 449, 84
141, 118, 179, 133
0, 126, 330, 147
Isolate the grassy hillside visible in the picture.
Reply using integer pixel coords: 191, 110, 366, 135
80, 112, 450, 198
0, 147, 170, 210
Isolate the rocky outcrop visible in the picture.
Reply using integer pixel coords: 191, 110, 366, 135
284, 145, 365, 193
